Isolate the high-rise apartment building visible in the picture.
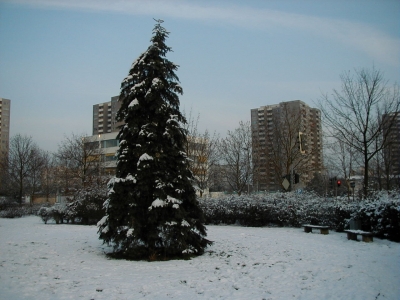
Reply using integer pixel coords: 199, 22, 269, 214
251, 100, 323, 191
383, 111, 400, 179
90, 96, 122, 174
0, 98, 11, 162
92, 96, 123, 135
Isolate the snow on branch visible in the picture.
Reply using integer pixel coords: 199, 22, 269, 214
128, 99, 139, 108
148, 195, 182, 211
137, 153, 153, 167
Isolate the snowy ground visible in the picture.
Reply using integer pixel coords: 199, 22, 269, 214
0, 217, 399, 300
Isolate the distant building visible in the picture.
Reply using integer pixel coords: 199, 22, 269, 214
84, 132, 119, 176
0, 98, 11, 163
92, 96, 123, 135
90, 96, 210, 179
383, 111, 400, 179
251, 100, 323, 191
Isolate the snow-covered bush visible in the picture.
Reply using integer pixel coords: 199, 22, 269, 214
38, 182, 107, 225
199, 190, 400, 242
0, 198, 44, 218
332, 202, 355, 232
66, 182, 107, 225
66, 194, 105, 225
199, 192, 337, 228
0, 198, 22, 218
38, 206, 52, 224
0, 206, 24, 218
0, 197, 17, 210
37, 204, 68, 224
51, 204, 68, 224
351, 190, 400, 242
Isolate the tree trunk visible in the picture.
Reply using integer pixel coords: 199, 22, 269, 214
363, 157, 369, 198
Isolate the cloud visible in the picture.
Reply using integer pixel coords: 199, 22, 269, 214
6, 0, 400, 66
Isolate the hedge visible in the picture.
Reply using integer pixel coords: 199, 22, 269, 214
198, 190, 400, 242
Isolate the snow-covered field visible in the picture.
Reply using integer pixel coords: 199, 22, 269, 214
0, 216, 399, 300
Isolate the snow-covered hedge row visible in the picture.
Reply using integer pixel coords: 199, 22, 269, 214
199, 192, 337, 228
38, 183, 107, 225
198, 190, 400, 242
0, 199, 44, 218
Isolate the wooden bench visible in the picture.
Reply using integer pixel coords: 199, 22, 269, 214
302, 224, 330, 235
344, 230, 373, 242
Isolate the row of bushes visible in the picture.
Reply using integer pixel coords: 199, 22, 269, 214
3, 189, 399, 242
199, 192, 334, 227
38, 185, 106, 225
0, 198, 44, 218
198, 190, 400, 242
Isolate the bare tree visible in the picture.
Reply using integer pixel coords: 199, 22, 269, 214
183, 110, 219, 197
55, 155, 76, 195
40, 151, 57, 202
218, 121, 253, 196
6, 135, 37, 203
325, 135, 360, 197
186, 131, 219, 197
266, 103, 319, 190
56, 133, 102, 189
317, 67, 400, 197
26, 145, 46, 204
0, 155, 8, 196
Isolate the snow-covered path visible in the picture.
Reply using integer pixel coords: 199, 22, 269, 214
0, 216, 399, 299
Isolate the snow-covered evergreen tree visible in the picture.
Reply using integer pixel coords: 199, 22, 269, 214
98, 20, 211, 260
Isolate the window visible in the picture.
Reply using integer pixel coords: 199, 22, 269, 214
85, 141, 100, 149
104, 155, 117, 162
101, 139, 118, 148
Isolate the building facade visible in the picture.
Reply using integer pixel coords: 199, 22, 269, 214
0, 98, 11, 163
383, 111, 400, 179
92, 96, 123, 135
84, 132, 119, 175
251, 100, 323, 191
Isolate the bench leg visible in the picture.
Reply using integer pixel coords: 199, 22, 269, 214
362, 235, 373, 242
304, 227, 312, 233
320, 228, 329, 235
347, 232, 357, 240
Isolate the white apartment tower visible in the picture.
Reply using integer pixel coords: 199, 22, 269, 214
0, 98, 11, 162
251, 100, 323, 191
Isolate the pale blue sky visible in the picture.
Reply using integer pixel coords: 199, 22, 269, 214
1, 0, 399, 152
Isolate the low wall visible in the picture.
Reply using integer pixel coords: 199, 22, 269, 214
32, 197, 56, 205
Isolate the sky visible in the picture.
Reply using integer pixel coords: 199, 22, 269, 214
0, 0, 399, 152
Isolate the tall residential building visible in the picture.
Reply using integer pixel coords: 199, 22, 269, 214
0, 98, 11, 162
383, 111, 400, 179
251, 100, 323, 191
92, 96, 123, 135
90, 96, 121, 174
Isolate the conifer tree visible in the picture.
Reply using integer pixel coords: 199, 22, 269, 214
98, 20, 211, 260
